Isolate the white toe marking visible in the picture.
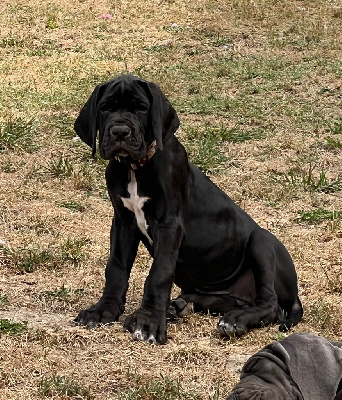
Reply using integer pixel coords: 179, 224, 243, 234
147, 334, 156, 344
132, 329, 144, 341
132, 329, 156, 344
121, 170, 153, 245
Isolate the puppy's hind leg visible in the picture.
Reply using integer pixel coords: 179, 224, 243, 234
168, 292, 241, 320
218, 229, 281, 337
279, 296, 303, 332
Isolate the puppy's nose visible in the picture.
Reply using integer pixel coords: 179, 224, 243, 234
110, 125, 131, 139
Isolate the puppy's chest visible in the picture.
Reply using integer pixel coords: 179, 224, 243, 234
120, 170, 153, 244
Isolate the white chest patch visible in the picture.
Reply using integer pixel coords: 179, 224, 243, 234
121, 170, 153, 245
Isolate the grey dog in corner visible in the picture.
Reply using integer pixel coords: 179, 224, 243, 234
227, 332, 342, 400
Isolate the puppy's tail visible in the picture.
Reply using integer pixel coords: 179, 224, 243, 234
279, 296, 303, 332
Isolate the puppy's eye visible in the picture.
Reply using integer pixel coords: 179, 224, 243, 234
137, 104, 148, 113
101, 100, 118, 112
100, 104, 111, 112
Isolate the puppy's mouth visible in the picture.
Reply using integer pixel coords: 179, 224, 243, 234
113, 148, 130, 157
101, 135, 147, 161
111, 137, 146, 159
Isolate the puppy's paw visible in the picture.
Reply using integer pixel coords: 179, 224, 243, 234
217, 310, 249, 338
75, 298, 124, 329
167, 297, 193, 320
124, 307, 167, 344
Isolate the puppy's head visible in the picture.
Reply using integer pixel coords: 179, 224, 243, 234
74, 75, 180, 160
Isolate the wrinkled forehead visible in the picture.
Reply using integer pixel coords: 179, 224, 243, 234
102, 78, 150, 107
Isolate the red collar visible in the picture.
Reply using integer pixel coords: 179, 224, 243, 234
130, 140, 158, 170
114, 140, 158, 169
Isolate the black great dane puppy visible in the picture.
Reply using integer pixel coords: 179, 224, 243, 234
74, 75, 303, 344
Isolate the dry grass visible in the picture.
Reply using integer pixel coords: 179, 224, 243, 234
0, 0, 341, 398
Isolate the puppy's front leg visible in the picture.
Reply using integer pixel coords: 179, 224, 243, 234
124, 223, 183, 344
75, 215, 140, 328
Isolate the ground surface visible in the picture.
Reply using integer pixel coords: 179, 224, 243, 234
0, 0, 341, 399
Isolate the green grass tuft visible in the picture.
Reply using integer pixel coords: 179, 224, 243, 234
45, 14, 58, 29
12, 247, 53, 273
118, 376, 202, 400
182, 127, 225, 173
50, 113, 78, 139
57, 200, 86, 212
43, 285, 84, 300
326, 137, 342, 149
38, 375, 92, 399
219, 127, 266, 143
296, 208, 342, 224
0, 295, 9, 307
43, 155, 74, 178
308, 299, 336, 330
271, 163, 342, 194
187, 134, 227, 174
181, 124, 265, 173
0, 117, 39, 152
328, 122, 342, 135
0, 319, 27, 335
60, 237, 89, 266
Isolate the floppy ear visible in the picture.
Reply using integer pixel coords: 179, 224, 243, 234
74, 83, 105, 157
138, 80, 180, 151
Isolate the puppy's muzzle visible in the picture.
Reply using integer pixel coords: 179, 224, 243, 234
110, 124, 132, 140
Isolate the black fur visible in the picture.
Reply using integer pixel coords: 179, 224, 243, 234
74, 75, 303, 344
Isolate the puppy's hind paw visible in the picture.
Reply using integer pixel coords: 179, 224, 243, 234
167, 297, 193, 320
217, 311, 249, 338
217, 320, 238, 337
